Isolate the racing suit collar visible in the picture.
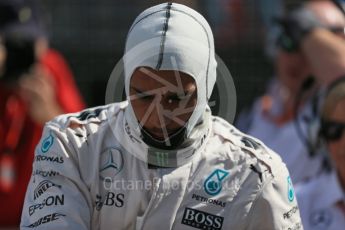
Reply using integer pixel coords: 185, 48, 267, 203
140, 126, 187, 150
111, 103, 211, 168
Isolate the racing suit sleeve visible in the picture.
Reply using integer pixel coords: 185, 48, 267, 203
20, 122, 92, 229
246, 160, 303, 230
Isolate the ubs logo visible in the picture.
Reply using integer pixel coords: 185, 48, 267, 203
95, 192, 124, 210
99, 146, 124, 182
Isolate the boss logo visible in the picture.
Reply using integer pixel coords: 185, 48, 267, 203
182, 207, 223, 230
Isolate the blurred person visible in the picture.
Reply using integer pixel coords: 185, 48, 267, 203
0, 0, 85, 227
296, 78, 345, 230
236, 0, 345, 184
20, 3, 302, 229
283, 0, 345, 84
259, 0, 284, 58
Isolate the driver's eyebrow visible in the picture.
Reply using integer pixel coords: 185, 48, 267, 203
131, 86, 193, 97
165, 89, 194, 97
130, 86, 144, 94
130, 86, 167, 99
130, 86, 152, 97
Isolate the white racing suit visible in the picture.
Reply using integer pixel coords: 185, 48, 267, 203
20, 102, 303, 230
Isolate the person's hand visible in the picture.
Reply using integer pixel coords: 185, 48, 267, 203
277, 7, 323, 52
18, 65, 63, 124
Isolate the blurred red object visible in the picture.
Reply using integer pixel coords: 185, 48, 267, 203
0, 49, 85, 226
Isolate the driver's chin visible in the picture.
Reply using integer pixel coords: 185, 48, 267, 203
143, 126, 181, 140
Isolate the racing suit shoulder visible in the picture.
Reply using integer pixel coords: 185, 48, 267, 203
20, 102, 128, 229
211, 115, 283, 175
50, 101, 128, 130
45, 101, 128, 148
211, 116, 303, 229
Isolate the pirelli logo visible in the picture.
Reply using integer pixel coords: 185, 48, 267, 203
34, 180, 61, 200
182, 207, 224, 230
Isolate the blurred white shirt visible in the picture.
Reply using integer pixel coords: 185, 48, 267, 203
236, 82, 324, 184
296, 171, 345, 230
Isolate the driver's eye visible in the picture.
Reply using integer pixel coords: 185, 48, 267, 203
167, 95, 182, 103
130, 88, 154, 101
141, 94, 155, 101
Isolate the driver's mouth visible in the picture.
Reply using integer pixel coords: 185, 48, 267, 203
143, 127, 181, 140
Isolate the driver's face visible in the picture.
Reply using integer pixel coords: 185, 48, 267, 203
276, 50, 310, 94
129, 67, 197, 140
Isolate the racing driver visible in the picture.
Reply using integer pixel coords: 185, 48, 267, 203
20, 3, 303, 229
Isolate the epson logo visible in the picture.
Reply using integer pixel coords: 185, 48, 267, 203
34, 180, 61, 200
182, 207, 223, 230
29, 194, 64, 216
35, 155, 64, 164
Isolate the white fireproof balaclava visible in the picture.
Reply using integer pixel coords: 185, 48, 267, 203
124, 2, 217, 148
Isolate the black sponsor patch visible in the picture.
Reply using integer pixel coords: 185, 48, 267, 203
26, 213, 65, 228
249, 164, 263, 182
182, 207, 223, 230
74, 108, 104, 121
241, 136, 260, 150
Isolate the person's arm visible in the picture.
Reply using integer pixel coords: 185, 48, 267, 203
302, 29, 345, 85
20, 122, 91, 229
246, 158, 303, 229
19, 66, 64, 124
278, 6, 345, 85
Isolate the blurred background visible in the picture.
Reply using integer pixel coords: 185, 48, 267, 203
36, 0, 303, 117
3, 0, 345, 229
